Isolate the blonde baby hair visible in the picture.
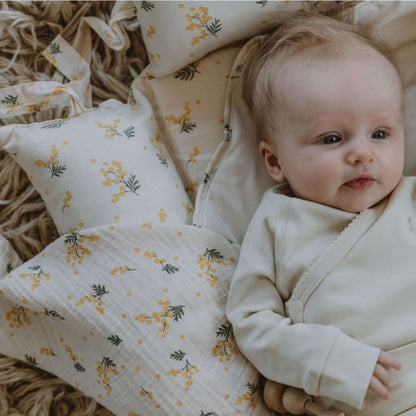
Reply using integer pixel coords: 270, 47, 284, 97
242, 8, 399, 145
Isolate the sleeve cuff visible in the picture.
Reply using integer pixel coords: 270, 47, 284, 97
318, 331, 380, 409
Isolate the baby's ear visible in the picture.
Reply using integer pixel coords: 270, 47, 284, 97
259, 141, 286, 183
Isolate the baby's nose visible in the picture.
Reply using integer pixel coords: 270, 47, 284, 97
345, 142, 374, 164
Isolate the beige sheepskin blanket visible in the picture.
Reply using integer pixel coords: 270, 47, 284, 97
0, 2, 147, 415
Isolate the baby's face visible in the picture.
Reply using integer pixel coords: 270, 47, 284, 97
264, 48, 404, 213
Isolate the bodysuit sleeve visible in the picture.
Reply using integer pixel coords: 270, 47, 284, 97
226, 195, 380, 409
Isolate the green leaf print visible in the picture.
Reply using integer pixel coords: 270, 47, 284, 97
101, 356, 117, 370
169, 305, 185, 321
216, 324, 231, 341
74, 362, 86, 372
41, 121, 64, 129
1, 94, 19, 106
6, 263, 13, 273
141, 1, 155, 11
175, 63, 201, 81
43, 308, 65, 320
256, 0, 268, 7
108, 334, 122, 346
124, 173, 141, 195
246, 382, 257, 396
25, 355, 38, 366
91, 284, 109, 300
206, 18, 222, 37
64, 232, 79, 247
162, 263, 180, 275
180, 120, 197, 133
123, 125, 135, 139
157, 153, 168, 167
170, 350, 186, 361
49, 42, 63, 56
28, 265, 48, 280
204, 248, 223, 262
49, 162, 66, 178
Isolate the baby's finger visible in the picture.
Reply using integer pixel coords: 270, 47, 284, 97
369, 376, 390, 400
378, 351, 402, 370
373, 363, 390, 386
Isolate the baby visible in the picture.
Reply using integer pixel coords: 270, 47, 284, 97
226, 11, 414, 416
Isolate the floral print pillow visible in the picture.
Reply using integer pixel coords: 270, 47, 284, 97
134, 44, 241, 204
138, 1, 301, 77
0, 223, 274, 415
0, 98, 193, 235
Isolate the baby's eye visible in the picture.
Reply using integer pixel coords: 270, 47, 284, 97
318, 135, 341, 145
372, 130, 386, 139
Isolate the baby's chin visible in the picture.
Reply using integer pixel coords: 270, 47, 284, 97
324, 196, 387, 214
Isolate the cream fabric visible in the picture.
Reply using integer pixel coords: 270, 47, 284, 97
133, 44, 241, 204
138, 0, 301, 77
227, 177, 416, 414
193, 36, 275, 245
0, 35, 192, 235
194, 1, 416, 246
0, 225, 273, 415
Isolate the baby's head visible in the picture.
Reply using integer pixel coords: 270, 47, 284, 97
244, 11, 404, 213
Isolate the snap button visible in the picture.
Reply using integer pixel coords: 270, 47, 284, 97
292, 300, 304, 312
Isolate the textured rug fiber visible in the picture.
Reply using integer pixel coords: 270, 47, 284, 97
0, 2, 147, 414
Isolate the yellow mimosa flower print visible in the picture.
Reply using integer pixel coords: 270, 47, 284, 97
62, 190, 72, 212
94, 118, 135, 140
1, 94, 22, 113
149, 134, 169, 167
60, 339, 86, 372
165, 102, 197, 133
51, 85, 70, 95
187, 146, 200, 164
135, 299, 185, 338
197, 248, 227, 288
139, 386, 154, 400
64, 230, 99, 266
110, 265, 136, 275
143, 251, 179, 274
182, 202, 194, 216
158, 208, 167, 223
212, 324, 239, 363
146, 25, 156, 39
75, 284, 109, 315
97, 356, 119, 396
184, 5, 222, 45
167, 350, 199, 391
1, 93, 49, 114
34, 145, 66, 178
42, 41, 63, 65
185, 182, 198, 197
100, 161, 140, 202
18, 265, 51, 291
234, 383, 258, 409
26, 99, 50, 113
40, 347, 57, 357
5, 305, 31, 329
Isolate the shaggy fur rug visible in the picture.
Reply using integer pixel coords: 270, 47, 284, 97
0, 2, 147, 415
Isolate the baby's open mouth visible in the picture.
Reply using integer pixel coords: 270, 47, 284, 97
345, 176, 375, 190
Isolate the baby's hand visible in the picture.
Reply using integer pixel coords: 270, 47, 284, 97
368, 351, 401, 400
